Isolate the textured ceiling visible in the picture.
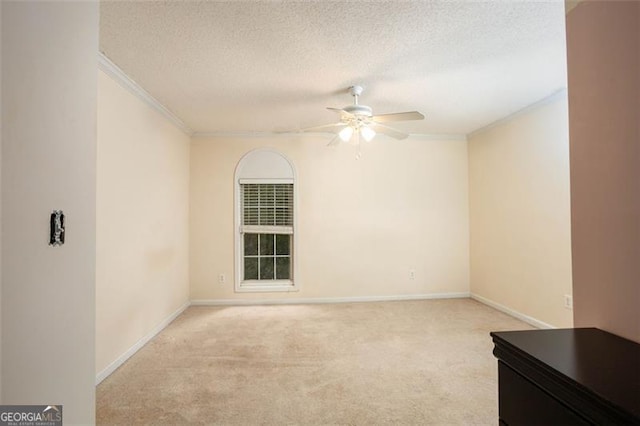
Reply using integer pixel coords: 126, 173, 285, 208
99, 1, 568, 136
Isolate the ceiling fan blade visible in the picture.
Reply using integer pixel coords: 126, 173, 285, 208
327, 134, 341, 147
327, 107, 355, 120
299, 122, 346, 133
372, 111, 424, 123
370, 123, 409, 140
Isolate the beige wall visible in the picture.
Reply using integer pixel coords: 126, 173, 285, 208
190, 135, 469, 301
96, 70, 190, 375
0, 1, 3, 402
1, 2, 98, 422
566, 1, 640, 342
468, 94, 573, 328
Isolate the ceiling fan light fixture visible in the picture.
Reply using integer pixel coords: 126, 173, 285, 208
360, 126, 376, 142
298, 84, 424, 149
338, 126, 354, 142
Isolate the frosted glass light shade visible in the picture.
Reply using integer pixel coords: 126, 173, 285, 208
339, 126, 354, 142
360, 126, 376, 142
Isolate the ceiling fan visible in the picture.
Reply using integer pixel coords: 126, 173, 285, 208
300, 85, 425, 147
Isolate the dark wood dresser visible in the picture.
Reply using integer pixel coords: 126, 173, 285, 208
491, 328, 640, 425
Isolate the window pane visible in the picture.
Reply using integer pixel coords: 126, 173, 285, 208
260, 256, 275, 280
276, 185, 292, 204
276, 234, 290, 255
275, 184, 293, 226
239, 183, 294, 285
243, 184, 259, 207
275, 207, 291, 226
259, 185, 274, 205
259, 234, 274, 255
244, 207, 259, 225
244, 257, 258, 280
244, 233, 258, 256
259, 207, 275, 226
276, 257, 290, 280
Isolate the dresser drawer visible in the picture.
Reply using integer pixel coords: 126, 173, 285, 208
498, 361, 591, 425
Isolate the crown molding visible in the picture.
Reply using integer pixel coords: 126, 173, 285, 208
191, 131, 467, 141
468, 88, 568, 139
192, 131, 295, 139
97, 53, 466, 142
412, 133, 467, 141
96, 51, 563, 142
98, 52, 193, 136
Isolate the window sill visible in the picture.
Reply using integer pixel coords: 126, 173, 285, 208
235, 280, 298, 293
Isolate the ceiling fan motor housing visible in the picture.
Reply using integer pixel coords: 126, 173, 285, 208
343, 104, 373, 117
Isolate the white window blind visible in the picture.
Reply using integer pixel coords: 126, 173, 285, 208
241, 183, 293, 232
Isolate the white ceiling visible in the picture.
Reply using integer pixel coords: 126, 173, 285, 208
99, 1, 568, 136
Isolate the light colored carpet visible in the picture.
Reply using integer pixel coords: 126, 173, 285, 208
96, 298, 532, 425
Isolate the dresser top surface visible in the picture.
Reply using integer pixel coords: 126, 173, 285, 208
491, 327, 640, 419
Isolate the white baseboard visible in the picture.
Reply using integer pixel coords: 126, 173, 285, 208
190, 292, 470, 306
470, 293, 555, 329
95, 301, 190, 385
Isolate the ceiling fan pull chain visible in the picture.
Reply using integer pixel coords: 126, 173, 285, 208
355, 132, 362, 160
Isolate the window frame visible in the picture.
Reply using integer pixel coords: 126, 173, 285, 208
234, 150, 298, 293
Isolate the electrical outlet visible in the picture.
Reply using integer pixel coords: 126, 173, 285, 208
218, 274, 226, 284
564, 294, 573, 310
409, 269, 415, 280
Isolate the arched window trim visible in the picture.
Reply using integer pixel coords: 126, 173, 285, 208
234, 148, 299, 293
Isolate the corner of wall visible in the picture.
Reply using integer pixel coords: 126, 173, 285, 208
468, 94, 573, 328
96, 67, 191, 380
565, 0, 584, 15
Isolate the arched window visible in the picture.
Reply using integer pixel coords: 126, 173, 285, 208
234, 149, 297, 292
